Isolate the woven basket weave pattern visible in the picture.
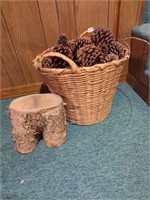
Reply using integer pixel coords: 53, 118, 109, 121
39, 59, 127, 125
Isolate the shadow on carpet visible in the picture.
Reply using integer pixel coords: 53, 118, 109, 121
0, 83, 150, 200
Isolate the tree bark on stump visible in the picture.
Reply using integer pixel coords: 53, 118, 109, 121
9, 94, 66, 154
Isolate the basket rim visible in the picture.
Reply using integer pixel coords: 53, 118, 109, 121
35, 52, 130, 75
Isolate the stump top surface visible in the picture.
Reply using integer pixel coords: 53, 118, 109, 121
9, 94, 63, 113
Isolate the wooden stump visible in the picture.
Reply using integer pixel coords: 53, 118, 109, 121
9, 94, 66, 154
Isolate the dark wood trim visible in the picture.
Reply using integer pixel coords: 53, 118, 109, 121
1, 82, 43, 99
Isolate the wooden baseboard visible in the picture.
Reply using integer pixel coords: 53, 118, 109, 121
127, 73, 150, 105
1, 82, 43, 99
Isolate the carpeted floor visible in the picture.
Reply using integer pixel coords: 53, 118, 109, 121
0, 83, 150, 200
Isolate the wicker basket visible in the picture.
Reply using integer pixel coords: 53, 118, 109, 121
33, 33, 130, 125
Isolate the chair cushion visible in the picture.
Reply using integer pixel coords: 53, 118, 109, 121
132, 24, 150, 79
132, 23, 150, 42
144, 51, 150, 79
142, 0, 150, 24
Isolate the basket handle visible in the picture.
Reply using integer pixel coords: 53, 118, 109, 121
119, 37, 150, 56
79, 27, 94, 38
119, 36, 150, 46
118, 39, 131, 56
33, 51, 78, 73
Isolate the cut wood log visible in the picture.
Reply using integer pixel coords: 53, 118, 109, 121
9, 94, 66, 154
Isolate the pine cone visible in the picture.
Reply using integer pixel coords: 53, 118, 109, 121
99, 53, 106, 64
42, 45, 73, 68
42, 57, 53, 68
69, 39, 77, 54
91, 26, 114, 47
42, 48, 53, 68
52, 45, 73, 68
108, 41, 125, 59
72, 37, 92, 64
76, 44, 102, 66
104, 53, 119, 63
100, 44, 109, 55
56, 34, 69, 46
75, 37, 92, 51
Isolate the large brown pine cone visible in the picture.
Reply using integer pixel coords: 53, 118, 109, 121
69, 39, 78, 54
72, 37, 92, 64
91, 26, 114, 47
42, 57, 53, 68
53, 45, 73, 68
56, 34, 69, 46
76, 44, 104, 66
75, 37, 92, 51
42, 48, 53, 68
99, 44, 109, 55
108, 41, 125, 59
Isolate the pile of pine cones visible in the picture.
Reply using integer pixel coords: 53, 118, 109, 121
42, 26, 126, 69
